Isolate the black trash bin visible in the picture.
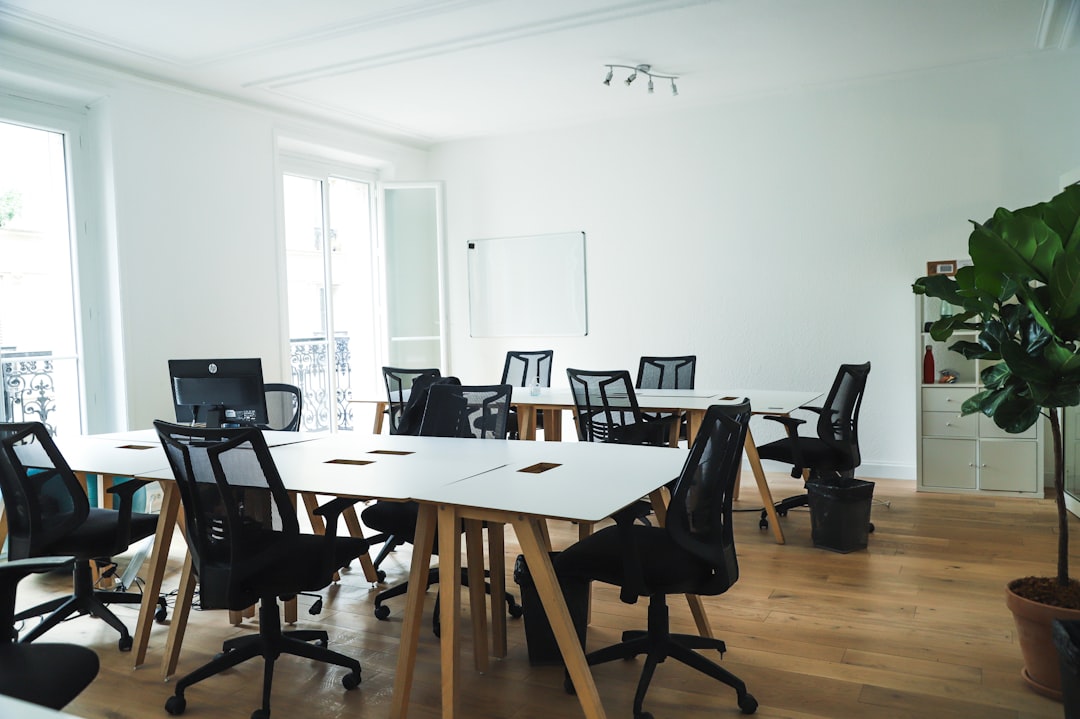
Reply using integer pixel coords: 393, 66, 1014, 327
513, 553, 588, 666
805, 477, 875, 553
1053, 619, 1080, 719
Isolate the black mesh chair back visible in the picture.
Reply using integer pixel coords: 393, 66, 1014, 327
814, 362, 870, 471
551, 402, 756, 716
264, 383, 302, 432
420, 383, 513, 439
155, 423, 299, 610
636, 355, 696, 390
0, 557, 100, 709
0, 423, 88, 561
382, 366, 441, 434
0, 421, 163, 648
153, 421, 365, 717
567, 368, 669, 445
501, 350, 553, 388
666, 401, 750, 593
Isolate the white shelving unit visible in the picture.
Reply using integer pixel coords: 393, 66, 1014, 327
916, 296, 1044, 496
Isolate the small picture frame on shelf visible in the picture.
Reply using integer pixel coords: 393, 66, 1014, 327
926, 260, 957, 276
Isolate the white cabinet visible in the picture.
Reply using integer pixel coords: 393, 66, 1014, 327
916, 297, 1044, 496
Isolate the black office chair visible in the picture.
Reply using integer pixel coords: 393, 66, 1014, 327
635, 355, 696, 391
263, 382, 303, 432
502, 350, 553, 439
0, 421, 166, 650
361, 382, 522, 631
566, 368, 678, 446
755, 362, 871, 531
553, 402, 758, 718
154, 421, 368, 719
0, 556, 100, 709
382, 366, 441, 435
636, 355, 697, 437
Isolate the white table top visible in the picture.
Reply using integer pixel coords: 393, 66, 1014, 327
353, 387, 821, 416
16, 435, 167, 478
86, 427, 328, 447
421, 440, 687, 522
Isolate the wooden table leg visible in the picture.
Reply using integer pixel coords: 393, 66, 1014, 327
437, 504, 462, 719
389, 502, 437, 719
162, 551, 197, 679
464, 519, 488, 673
745, 427, 785, 544
372, 401, 387, 434
342, 505, 379, 583
513, 516, 606, 719
487, 522, 507, 658
133, 480, 180, 667
543, 409, 562, 441
517, 404, 537, 440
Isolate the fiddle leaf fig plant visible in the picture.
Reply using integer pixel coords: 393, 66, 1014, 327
913, 182, 1080, 606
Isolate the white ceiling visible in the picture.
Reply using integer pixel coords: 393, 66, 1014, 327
1, 0, 1077, 146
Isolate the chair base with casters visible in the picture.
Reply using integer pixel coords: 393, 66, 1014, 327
164, 595, 361, 719
564, 593, 757, 718
15, 554, 168, 650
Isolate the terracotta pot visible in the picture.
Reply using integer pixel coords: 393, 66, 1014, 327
1005, 583, 1080, 699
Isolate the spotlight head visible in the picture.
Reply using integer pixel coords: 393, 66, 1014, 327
671, 79, 679, 97
603, 67, 613, 86
625, 71, 637, 85
648, 77, 654, 94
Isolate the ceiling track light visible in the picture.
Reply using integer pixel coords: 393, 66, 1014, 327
603, 63, 679, 96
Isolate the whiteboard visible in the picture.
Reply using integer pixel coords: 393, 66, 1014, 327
467, 232, 588, 337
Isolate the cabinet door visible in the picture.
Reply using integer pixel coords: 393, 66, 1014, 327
979, 440, 1039, 493
921, 438, 977, 489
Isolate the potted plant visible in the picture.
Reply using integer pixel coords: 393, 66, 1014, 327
913, 182, 1080, 698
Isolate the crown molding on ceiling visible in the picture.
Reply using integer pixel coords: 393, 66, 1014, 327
248, 0, 715, 89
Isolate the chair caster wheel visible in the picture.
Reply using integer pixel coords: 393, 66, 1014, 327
508, 602, 523, 618
118, 635, 133, 652
868, 522, 875, 533
342, 669, 361, 690
251, 709, 269, 719
155, 605, 168, 623
374, 605, 390, 620
376, 569, 387, 582
165, 694, 186, 715
634, 712, 653, 719
738, 692, 758, 714
759, 519, 768, 530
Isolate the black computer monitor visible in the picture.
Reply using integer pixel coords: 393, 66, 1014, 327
168, 358, 268, 429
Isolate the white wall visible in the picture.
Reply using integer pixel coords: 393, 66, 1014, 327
429, 49, 1080, 479
0, 42, 430, 431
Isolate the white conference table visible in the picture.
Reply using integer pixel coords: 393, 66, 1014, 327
133, 430, 688, 719
355, 387, 821, 544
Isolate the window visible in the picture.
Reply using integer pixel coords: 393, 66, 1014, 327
0, 118, 83, 436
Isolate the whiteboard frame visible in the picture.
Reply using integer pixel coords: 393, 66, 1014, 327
467, 231, 588, 338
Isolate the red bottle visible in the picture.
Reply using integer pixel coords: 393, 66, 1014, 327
923, 345, 935, 384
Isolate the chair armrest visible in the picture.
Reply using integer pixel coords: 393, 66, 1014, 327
106, 478, 153, 543
762, 415, 808, 478
609, 504, 648, 605
0, 557, 75, 626
312, 497, 366, 571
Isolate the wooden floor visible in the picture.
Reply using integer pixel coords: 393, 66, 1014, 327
17, 473, 1078, 719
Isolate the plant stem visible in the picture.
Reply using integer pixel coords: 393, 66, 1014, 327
1050, 408, 1069, 585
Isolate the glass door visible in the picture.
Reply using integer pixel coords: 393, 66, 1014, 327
381, 183, 446, 369
0, 119, 82, 436
282, 172, 381, 432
